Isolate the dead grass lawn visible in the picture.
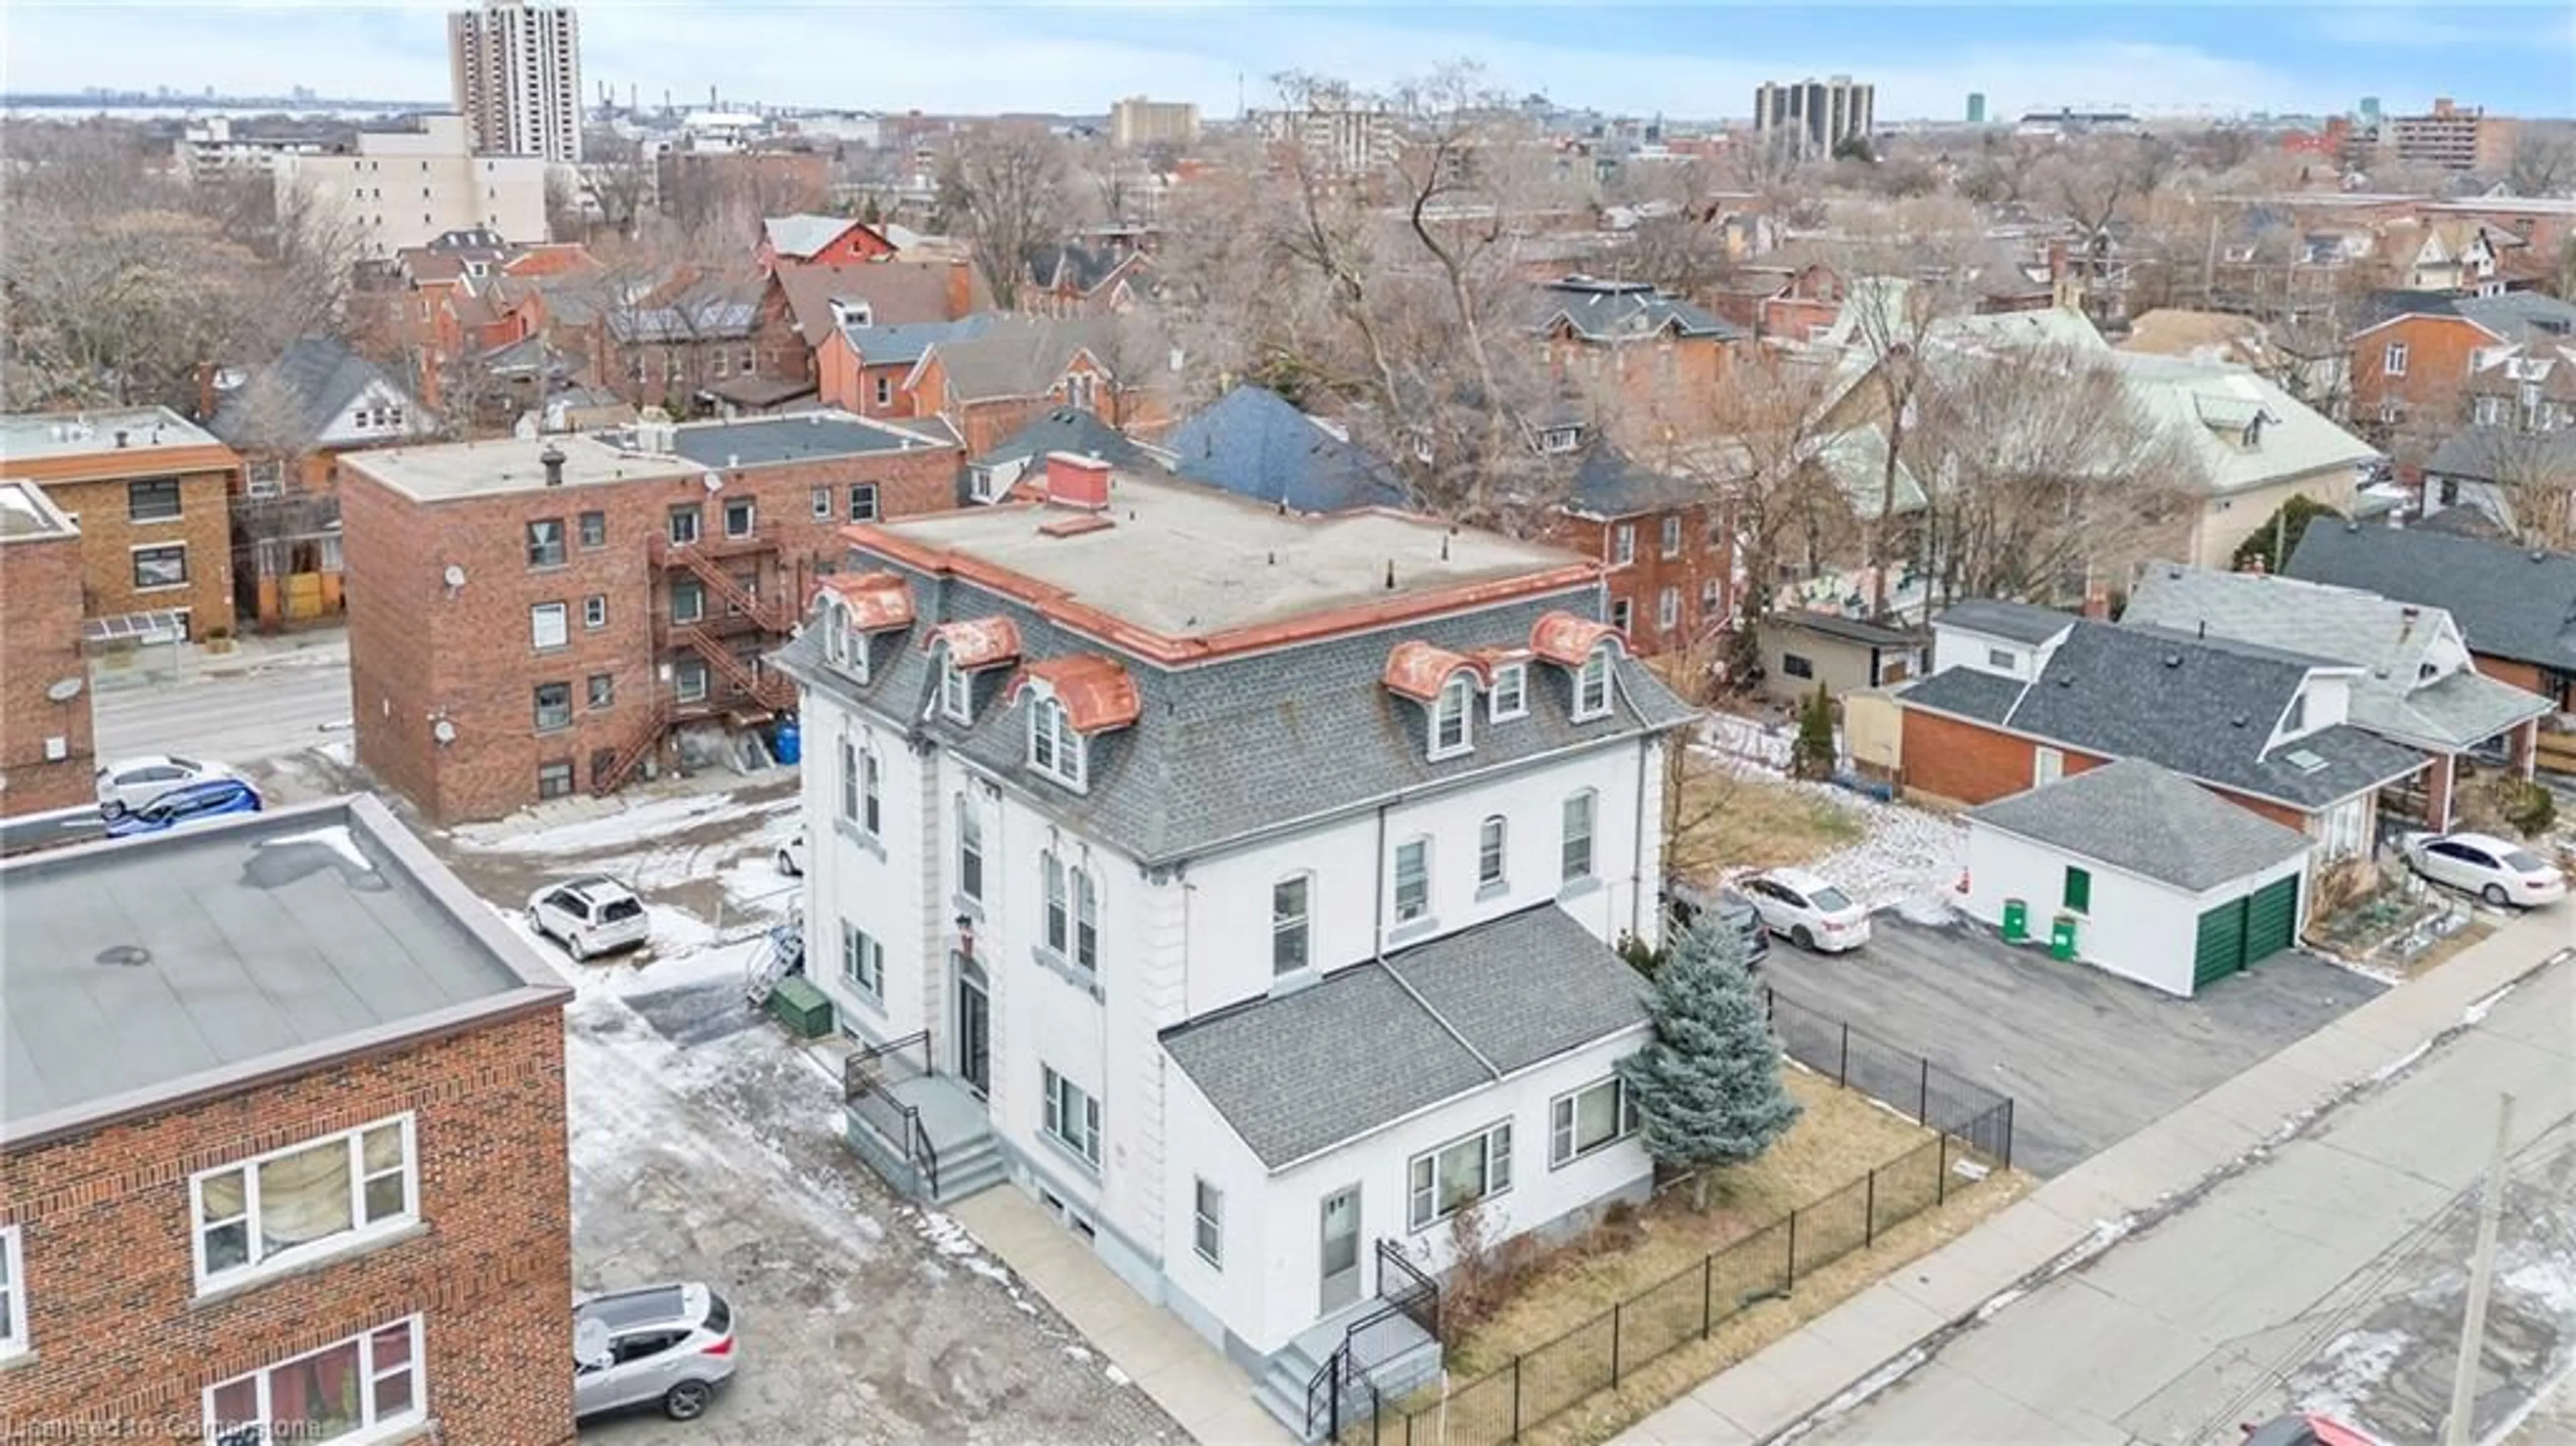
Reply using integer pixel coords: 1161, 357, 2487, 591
1421, 1069, 2035, 1446
2400, 915, 2498, 979
1667, 771, 1864, 885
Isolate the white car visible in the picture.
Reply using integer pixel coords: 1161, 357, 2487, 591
96, 755, 234, 816
2401, 831, 2567, 908
776, 827, 807, 877
1738, 868, 1872, 953
527, 877, 651, 959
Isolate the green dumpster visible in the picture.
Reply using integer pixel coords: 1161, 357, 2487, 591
2002, 898, 2029, 942
768, 977, 837, 1039
2050, 912, 2078, 962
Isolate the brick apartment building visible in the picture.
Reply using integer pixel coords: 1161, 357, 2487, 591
0, 408, 242, 642
0, 482, 97, 816
0, 796, 575, 1445
1542, 449, 1732, 660
1534, 275, 1746, 445
341, 409, 965, 821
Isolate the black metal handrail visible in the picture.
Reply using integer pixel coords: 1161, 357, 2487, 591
843, 1031, 941, 1194
1376, 1239, 1440, 1339
1306, 1242, 1445, 1439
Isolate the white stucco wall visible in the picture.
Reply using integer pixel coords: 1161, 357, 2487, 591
1963, 821, 2306, 997
1931, 624, 2045, 680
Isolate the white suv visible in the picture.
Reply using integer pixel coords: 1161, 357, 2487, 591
527, 877, 650, 960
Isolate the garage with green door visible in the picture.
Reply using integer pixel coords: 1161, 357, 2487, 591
1964, 759, 2316, 999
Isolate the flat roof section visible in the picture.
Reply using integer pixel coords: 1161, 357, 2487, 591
1, 795, 570, 1146
667, 412, 951, 469
348, 410, 953, 501
871, 467, 1588, 644
0, 406, 222, 464
0, 480, 78, 541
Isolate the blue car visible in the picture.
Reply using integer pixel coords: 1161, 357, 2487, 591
103, 777, 263, 838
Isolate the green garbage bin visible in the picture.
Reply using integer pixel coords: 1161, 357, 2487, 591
768, 977, 837, 1039
2002, 898, 2029, 942
2050, 912, 2078, 962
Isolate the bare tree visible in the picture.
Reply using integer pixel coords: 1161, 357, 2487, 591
938, 123, 1073, 311
2505, 123, 2576, 198
2453, 428, 2576, 551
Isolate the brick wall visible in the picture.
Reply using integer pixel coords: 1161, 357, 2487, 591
2471, 652, 2571, 710
1544, 502, 1731, 657
0, 1007, 573, 1445
0, 527, 98, 815
2349, 314, 2487, 443
1898, 708, 2106, 806
32, 469, 237, 639
347, 439, 963, 822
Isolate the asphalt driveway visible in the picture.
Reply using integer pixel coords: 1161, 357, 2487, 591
1764, 913, 2387, 1177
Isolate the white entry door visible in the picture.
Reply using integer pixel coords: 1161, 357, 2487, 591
1319, 1184, 1362, 1315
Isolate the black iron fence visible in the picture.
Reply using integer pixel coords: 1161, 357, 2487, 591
843, 1031, 940, 1196
1764, 988, 2017, 1168
1342, 1112, 2010, 1446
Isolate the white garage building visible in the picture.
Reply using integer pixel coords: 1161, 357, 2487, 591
1962, 757, 2315, 998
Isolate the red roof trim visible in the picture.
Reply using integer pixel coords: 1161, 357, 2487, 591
1382, 641, 1487, 702
1012, 654, 1142, 733
924, 616, 1022, 669
1529, 610, 1624, 667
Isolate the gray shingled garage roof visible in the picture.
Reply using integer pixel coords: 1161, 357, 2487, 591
1966, 757, 2313, 893
1161, 904, 1649, 1168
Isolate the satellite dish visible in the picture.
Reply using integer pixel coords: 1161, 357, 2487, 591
44, 676, 84, 703
443, 564, 468, 590
574, 1315, 612, 1372
702, 471, 724, 492
432, 719, 459, 745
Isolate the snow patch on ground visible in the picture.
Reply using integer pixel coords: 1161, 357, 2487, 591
1105, 1364, 1133, 1388
1801, 781, 1966, 915
2294, 1328, 2412, 1423
2463, 983, 2517, 1025
455, 787, 796, 856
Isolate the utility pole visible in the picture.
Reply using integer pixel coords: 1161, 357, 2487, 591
2443, 1093, 2514, 1446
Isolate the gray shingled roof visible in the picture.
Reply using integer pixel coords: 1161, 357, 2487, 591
1896, 665, 2025, 722
2123, 563, 2551, 752
1565, 445, 1696, 520
841, 315, 1000, 370
1533, 276, 1739, 342
927, 316, 1132, 402
2288, 522, 2576, 672
1167, 386, 1409, 514
1966, 757, 2312, 892
1161, 903, 1649, 1168
972, 406, 1169, 473
1937, 598, 2078, 646
2425, 425, 2576, 484
1902, 619, 2424, 808
209, 337, 422, 451
777, 576, 1695, 867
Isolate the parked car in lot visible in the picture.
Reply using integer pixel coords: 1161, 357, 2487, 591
574, 1282, 737, 1422
1664, 879, 1770, 967
776, 826, 807, 877
527, 877, 650, 959
2239, 1411, 2380, 1446
2399, 830, 2567, 907
1738, 867, 1872, 953
96, 755, 235, 816
101, 777, 262, 838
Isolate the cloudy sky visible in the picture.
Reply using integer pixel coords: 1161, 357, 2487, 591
5, 1, 2569, 121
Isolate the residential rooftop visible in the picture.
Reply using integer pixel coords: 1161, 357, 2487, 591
0, 406, 225, 465
345, 410, 954, 500
0, 795, 570, 1146
1968, 757, 2312, 894
861, 465, 1593, 649
0, 480, 78, 541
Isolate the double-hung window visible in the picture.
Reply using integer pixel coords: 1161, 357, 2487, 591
861, 747, 881, 836
1272, 873, 1311, 975
1043, 850, 1070, 954
1489, 663, 1527, 721
1478, 816, 1507, 890
849, 484, 880, 522
1193, 1180, 1224, 1267
192, 1116, 415, 1288
1393, 839, 1430, 923
1660, 514, 1683, 557
1073, 868, 1099, 972
533, 682, 572, 732
1574, 647, 1613, 720
1029, 696, 1085, 788
207, 1317, 424, 1445
1407, 1121, 1512, 1230
811, 486, 833, 520
531, 601, 568, 650
128, 477, 182, 522
841, 919, 884, 998
1042, 1066, 1102, 1168
0, 1225, 23, 1359
527, 518, 566, 567
956, 794, 984, 902
940, 656, 973, 722
1562, 789, 1598, 883
838, 736, 859, 823
1611, 524, 1635, 567
1429, 675, 1472, 759
1550, 1078, 1637, 1166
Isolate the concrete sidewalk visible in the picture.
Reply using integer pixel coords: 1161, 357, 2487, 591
1621, 908, 2575, 1446
951, 1186, 1295, 1446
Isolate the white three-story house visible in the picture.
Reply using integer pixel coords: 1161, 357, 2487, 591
773, 453, 1697, 1435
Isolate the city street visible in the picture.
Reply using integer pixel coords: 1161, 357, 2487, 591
1798, 954, 2576, 1446
93, 638, 352, 766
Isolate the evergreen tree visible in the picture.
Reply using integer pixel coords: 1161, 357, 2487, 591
1616, 909, 1802, 1208
1790, 683, 1837, 780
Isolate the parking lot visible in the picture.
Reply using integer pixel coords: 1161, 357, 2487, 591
1765, 913, 2388, 1176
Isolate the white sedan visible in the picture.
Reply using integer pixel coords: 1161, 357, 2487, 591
2401, 831, 2567, 907
96, 754, 234, 816
1738, 868, 1873, 953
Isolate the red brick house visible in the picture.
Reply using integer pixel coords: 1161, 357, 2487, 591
751, 260, 989, 392
340, 410, 965, 821
0, 481, 95, 817
1020, 242, 1152, 317
0, 795, 576, 1445
1540, 447, 1731, 657
757, 213, 899, 272
815, 316, 1000, 420
1534, 275, 1746, 445
903, 316, 1172, 457
2347, 291, 2576, 461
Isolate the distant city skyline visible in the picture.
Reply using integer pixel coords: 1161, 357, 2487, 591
6, 2, 2571, 125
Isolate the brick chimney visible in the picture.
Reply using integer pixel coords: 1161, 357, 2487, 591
945, 259, 974, 320
2239, 551, 2267, 575
2081, 580, 2112, 620
1044, 452, 1112, 511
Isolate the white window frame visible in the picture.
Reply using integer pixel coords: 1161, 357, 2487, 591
1550, 1077, 1638, 1167
530, 600, 568, 650
1657, 586, 1680, 632
1028, 694, 1087, 789
1042, 1066, 1102, 1168
841, 918, 884, 999
940, 655, 973, 722
1272, 871, 1311, 975
1428, 673, 1473, 760
956, 793, 984, 903
582, 594, 607, 630
190, 1115, 417, 1292
674, 659, 710, 703
1562, 789, 1597, 883
1407, 1120, 1512, 1231
723, 496, 756, 539
1574, 647, 1614, 720
1610, 597, 1633, 635
2383, 341, 2408, 378
1393, 838, 1430, 923
1478, 815, 1508, 890
861, 745, 882, 837
1193, 1178, 1224, 1268
0, 1225, 24, 1359
838, 734, 860, 822
875, 375, 894, 408
205, 1316, 425, 1445
811, 485, 833, 520
1659, 514, 1683, 557
1042, 850, 1069, 956
1611, 523, 1636, 567
849, 484, 879, 522
1489, 663, 1527, 721
670, 578, 705, 625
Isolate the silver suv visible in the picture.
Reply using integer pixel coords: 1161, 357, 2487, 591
574, 1282, 737, 1422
